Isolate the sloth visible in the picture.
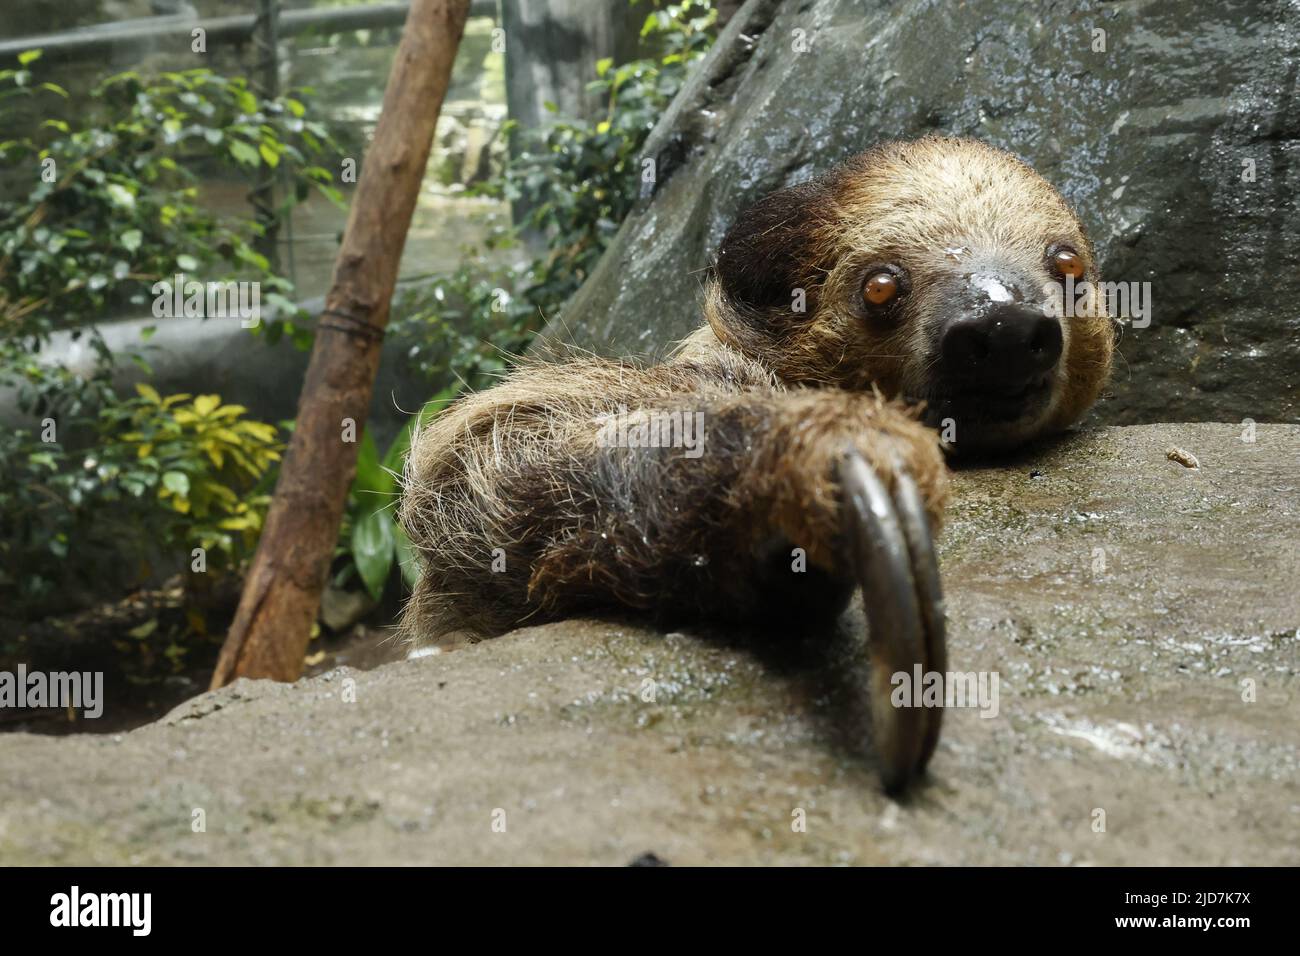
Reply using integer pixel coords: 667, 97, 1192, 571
397, 137, 1114, 783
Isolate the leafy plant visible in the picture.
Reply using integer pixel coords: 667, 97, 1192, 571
0, 55, 332, 620
494, 0, 716, 299
0, 55, 341, 462
1, 58, 338, 359
390, 0, 718, 394
2, 4, 720, 625
392, 248, 538, 394
100, 384, 282, 562
335, 408, 445, 602
0, 386, 282, 616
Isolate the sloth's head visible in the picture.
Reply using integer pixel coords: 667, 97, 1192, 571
709, 136, 1115, 452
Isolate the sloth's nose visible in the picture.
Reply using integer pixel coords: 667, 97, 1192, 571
940, 304, 1063, 385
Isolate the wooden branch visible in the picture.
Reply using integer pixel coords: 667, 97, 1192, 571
210, 0, 470, 688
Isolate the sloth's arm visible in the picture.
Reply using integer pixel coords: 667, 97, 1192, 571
398, 354, 948, 640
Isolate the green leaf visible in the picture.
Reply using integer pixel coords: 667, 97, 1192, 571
104, 183, 135, 209
352, 508, 395, 601
313, 183, 346, 209
353, 429, 393, 497
162, 471, 190, 496
228, 140, 260, 167
127, 618, 158, 639
235, 245, 269, 271
18, 49, 41, 66
121, 229, 142, 253
258, 142, 280, 168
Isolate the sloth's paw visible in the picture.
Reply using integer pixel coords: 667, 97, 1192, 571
756, 393, 949, 567
750, 395, 949, 793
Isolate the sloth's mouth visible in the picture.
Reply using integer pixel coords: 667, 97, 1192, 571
916, 373, 1054, 427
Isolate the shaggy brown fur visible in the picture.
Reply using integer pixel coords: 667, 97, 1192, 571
399, 137, 1113, 642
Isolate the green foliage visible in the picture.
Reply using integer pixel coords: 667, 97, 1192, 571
393, 247, 538, 393
0, 56, 324, 620
3, 4, 719, 620
100, 385, 282, 556
1, 63, 336, 346
390, 0, 717, 393
1, 386, 282, 615
335, 412, 437, 602
496, 0, 716, 298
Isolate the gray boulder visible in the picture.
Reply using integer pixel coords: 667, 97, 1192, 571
547, 0, 1300, 425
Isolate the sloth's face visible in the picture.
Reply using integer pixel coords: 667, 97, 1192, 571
713, 137, 1116, 454
845, 235, 1108, 453
825, 142, 1114, 452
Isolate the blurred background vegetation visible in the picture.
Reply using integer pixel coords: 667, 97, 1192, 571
0, 0, 719, 718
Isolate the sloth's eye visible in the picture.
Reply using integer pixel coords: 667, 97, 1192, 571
1050, 247, 1086, 280
863, 272, 900, 306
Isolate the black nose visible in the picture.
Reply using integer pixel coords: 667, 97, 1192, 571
940, 304, 1063, 385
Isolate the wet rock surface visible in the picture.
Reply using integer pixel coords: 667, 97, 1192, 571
547, 0, 1300, 425
1, 424, 1296, 864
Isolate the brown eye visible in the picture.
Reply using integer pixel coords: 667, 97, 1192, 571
1051, 247, 1086, 280
863, 272, 899, 306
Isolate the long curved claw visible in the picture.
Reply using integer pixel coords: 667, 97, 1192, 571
840, 449, 947, 794
894, 468, 947, 771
